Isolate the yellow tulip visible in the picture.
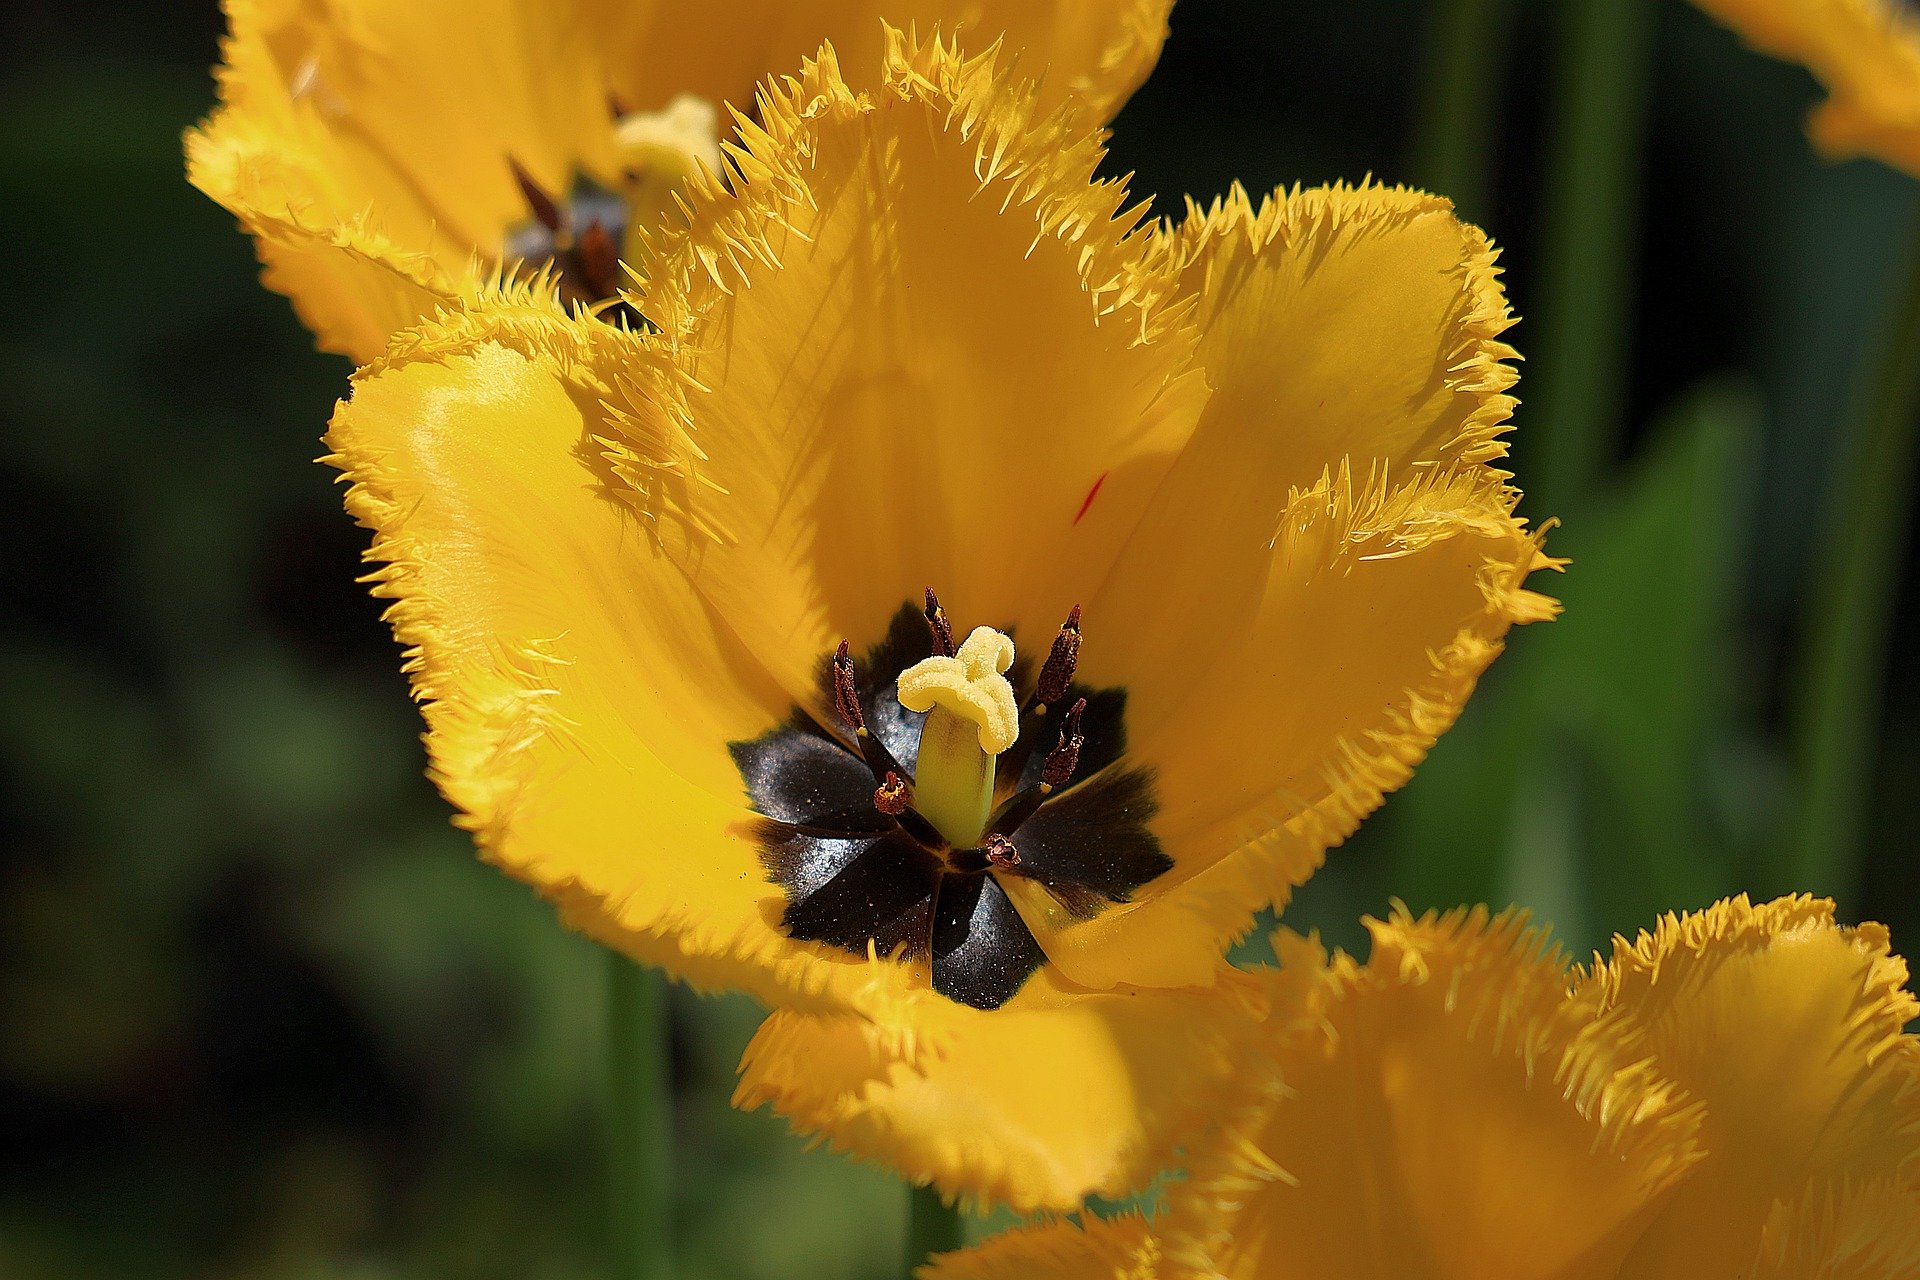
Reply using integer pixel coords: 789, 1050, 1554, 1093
1691, 0, 1920, 176
323, 32, 1554, 1208
925, 895, 1920, 1274
185, 0, 1174, 362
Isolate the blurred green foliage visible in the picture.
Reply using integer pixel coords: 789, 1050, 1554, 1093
2, 2, 1917, 1277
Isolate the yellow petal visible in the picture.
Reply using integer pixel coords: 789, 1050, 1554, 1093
1155, 182, 1523, 489
1019, 183, 1551, 986
588, 0, 1172, 122
995, 836, 1321, 992
631, 32, 1206, 719
1578, 894, 1920, 1278
193, 0, 1170, 359
189, 0, 616, 359
1051, 472, 1553, 988
1689, 0, 1920, 177
325, 290, 919, 1013
1162, 910, 1703, 1280
919, 1214, 1157, 1280
1754, 1180, 1920, 1280
185, 124, 463, 362
734, 966, 1264, 1212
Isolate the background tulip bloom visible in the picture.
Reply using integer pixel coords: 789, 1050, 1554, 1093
1689, 0, 1920, 177
185, 0, 1174, 362
324, 33, 1554, 1207
924, 895, 1920, 1279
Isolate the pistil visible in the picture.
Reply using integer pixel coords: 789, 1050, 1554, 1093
611, 94, 722, 267
896, 626, 1019, 848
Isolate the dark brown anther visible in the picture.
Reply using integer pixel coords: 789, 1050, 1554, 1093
607, 90, 633, 121
509, 157, 564, 233
1034, 604, 1082, 710
574, 220, 621, 298
982, 833, 1021, 868
1041, 697, 1087, 791
923, 587, 957, 658
832, 640, 866, 734
874, 770, 909, 816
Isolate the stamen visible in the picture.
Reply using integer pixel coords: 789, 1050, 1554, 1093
984, 696, 1088, 840
574, 219, 621, 298
874, 770, 910, 816
832, 640, 865, 733
982, 833, 1021, 868
923, 587, 957, 658
509, 158, 563, 234
1034, 605, 1082, 712
1041, 697, 1087, 791
834, 639, 912, 785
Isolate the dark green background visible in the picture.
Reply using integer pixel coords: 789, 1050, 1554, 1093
3, 2, 1915, 1276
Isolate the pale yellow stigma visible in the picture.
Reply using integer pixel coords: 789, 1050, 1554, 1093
896, 626, 1017, 849
897, 626, 1019, 755
613, 94, 723, 265
614, 94, 724, 178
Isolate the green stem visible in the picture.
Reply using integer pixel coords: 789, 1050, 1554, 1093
607, 954, 672, 1280
1783, 206, 1920, 899
1409, 0, 1515, 218
1528, 0, 1657, 514
905, 1184, 965, 1276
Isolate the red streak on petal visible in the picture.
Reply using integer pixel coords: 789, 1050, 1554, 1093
1072, 472, 1109, 526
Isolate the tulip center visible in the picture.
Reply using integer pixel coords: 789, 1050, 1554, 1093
731, 593, 1170, 1011
504, 94, 721, 309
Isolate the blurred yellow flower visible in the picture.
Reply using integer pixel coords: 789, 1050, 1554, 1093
185, 0, 1174, 362
925, 894, 1920, 1276
323, 32, 1553, 1209
1691, 0, 1920, 176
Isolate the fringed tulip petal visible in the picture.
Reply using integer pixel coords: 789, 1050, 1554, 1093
188, 0, 614, 358
587, 0, 1172, 121
734, 969, 1262, 1213
1162, 910, 1702, 1280
1156, 183, 1522, 486
1045, 186, 1555, 986
1581, 894, 1920, 1277
326, 294, 928, 1013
